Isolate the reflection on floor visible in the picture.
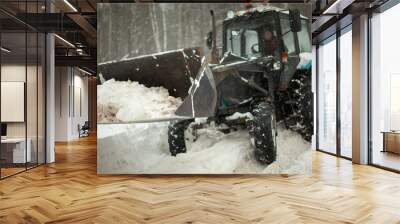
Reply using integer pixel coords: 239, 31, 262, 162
0, 135, 400, 223
373, 150, 400, 171
0, 162, 42, 179
0, 167, 25, 178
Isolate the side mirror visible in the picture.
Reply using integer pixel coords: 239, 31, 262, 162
206, 31, 213, 49
289, 9, 302, 32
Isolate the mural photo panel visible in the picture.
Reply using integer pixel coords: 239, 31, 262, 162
97, 3, 313, 174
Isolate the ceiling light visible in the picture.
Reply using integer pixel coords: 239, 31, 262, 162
54, 34, 75, 48
1, 47, 11, 53
63, 0, 78, 12
78, 67, 93, 76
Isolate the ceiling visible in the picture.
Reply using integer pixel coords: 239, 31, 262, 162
311, 0, 391, 43
0, 0, 98, 73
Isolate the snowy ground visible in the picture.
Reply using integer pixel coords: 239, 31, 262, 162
98, 122, 311, 174
97, 79, 182, 122
97, 77, 311, 174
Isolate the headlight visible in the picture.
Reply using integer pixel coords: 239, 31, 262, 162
273, 61, 281, 70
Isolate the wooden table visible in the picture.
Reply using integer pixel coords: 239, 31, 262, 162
382, 131, 400, 154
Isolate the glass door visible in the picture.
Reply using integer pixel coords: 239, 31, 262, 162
317, 35, 337, 154
370, 4, 400, 171
339, 27, 352, 158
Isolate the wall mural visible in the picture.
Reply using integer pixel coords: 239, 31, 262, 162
97, 3, 313, 174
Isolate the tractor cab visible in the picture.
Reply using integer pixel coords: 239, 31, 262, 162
223, 11, 283, 61
221, 9, 311, 73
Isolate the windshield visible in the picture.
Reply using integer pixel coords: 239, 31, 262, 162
224, 14, 278, 59
226, 27, 279, 58
226, 28, 261, 58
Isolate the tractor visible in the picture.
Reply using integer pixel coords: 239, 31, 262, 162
97, 7, 313, 165
168, 8, 312, 165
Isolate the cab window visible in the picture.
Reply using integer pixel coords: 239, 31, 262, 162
226, 29, 242, 56
280, 17, 296, 54
298, 19, 312, 52
244, 29, 260, 58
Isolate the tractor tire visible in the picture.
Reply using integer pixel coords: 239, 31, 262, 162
286, 70, 313, 142
250, 102, 277, 165
168, 119, 193, 156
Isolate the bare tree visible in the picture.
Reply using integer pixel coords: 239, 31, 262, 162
161, 5, 167, 51
150, 4, 161, 52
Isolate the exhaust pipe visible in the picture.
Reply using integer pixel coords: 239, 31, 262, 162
209, 10, 219, 64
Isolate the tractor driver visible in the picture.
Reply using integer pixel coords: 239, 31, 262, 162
262, 29, 278, 56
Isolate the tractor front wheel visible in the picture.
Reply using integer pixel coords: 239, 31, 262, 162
168, 119, 193, 156
250, 102, 277, 165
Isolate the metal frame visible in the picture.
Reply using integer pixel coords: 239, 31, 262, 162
316, 44, 319, 151
367, 11, 373, 165
336, 26, 341, 157
0, 0, 47, 180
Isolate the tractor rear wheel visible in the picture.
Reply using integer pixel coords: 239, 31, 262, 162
285, 70, 313, 142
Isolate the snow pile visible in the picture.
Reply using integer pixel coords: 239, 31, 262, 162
98, 122, 311, 174
225, 112, 254, 121
97, 79, 182, 122
226, 5, 308, 20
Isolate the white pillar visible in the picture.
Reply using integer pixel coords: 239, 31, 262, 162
46, 1, 55, 163
352, 14, 369, 164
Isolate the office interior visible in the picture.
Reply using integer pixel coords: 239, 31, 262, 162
0, 0, 97, 179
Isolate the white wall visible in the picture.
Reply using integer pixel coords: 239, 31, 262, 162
55, 67, 89, 141
55, 67, 69, 141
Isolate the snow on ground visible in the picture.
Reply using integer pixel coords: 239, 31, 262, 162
97, 78, 311, 174
98, 122, 311, 174
97, 79, 182, 122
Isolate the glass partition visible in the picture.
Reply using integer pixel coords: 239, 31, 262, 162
0, 1, 46, 179
1, 31, 28, 177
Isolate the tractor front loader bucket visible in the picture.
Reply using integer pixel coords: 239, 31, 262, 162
174, 58, 217, 118
98, 48, 203, 98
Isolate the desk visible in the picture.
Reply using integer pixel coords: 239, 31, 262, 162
382, 131, 400, 154
1, 138, 31, 163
